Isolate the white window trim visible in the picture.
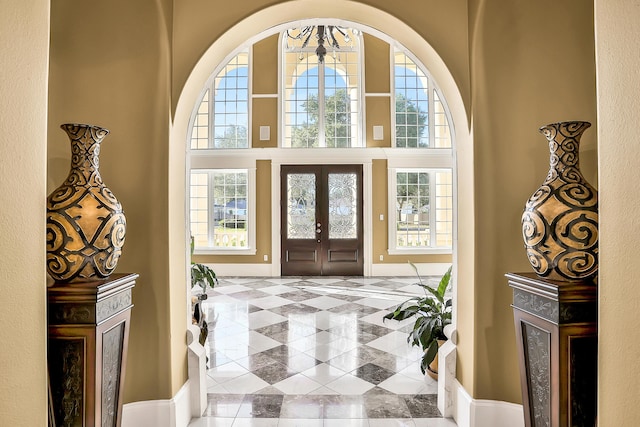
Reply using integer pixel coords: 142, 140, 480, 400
279, 21, 365, 148
387, 152, 453, 255
191, 163, 257, 255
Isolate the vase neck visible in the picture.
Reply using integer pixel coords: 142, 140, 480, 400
61, 124, 109, 187
539, 121, 590, 176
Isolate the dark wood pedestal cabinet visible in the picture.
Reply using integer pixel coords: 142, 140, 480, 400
506, 273, 597, 427
48, 273, 138, 427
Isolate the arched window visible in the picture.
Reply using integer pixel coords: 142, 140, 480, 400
282, 25, 363, 147
189, 51, 255, 253
394, 51, 452, 148
190, 52, 250, 149
389, 50, 453, 252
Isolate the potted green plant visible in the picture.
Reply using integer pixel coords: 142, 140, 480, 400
190, 237, 218, 347
383, 263, 452, 379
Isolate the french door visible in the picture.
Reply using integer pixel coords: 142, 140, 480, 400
281, 164, 363, 276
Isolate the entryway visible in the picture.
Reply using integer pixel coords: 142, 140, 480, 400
280, 164, 364, 276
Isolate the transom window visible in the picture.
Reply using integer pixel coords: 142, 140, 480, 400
282, 26, 362, 148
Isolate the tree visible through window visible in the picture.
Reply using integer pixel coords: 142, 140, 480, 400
283, 26, 361, 148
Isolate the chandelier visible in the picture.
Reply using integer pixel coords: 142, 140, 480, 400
285, 25, 356, 63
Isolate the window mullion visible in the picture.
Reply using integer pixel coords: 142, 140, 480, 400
318, 62, 326, 147
428, 79, 435, 148
207, 172, 215, 247
430, 170, 437, 248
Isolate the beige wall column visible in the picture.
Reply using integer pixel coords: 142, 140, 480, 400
48, 0, 185, 402
468, 0, 597, 401
595, 0, 640, 424
0, 0, 50, 424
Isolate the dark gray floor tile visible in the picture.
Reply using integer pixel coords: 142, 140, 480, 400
403, 393, 441, 417
236, 394, 284, 418
352, 363, 396, 385
364, 393, 412, 418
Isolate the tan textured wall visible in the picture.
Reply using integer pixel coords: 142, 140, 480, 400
48, 0, 183, 401
0, 1, 49, 424
252, 98, 278, 148
467, 0, 597, 400
595, 1, 640, 424
364, 33, 390, 93
253, 34, 279, 94
366, 97, 392, 148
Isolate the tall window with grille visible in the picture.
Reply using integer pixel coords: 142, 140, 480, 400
190, 169, 252, 251
391, 168, 453, 251
393, 51, 452, 149
190, 52, 249, 149
389, 49, 454, 253
189, 50, 255, 252
282, 26, 362, 148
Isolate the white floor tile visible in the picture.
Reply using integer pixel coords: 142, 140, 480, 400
222, 372, 271, 394
307, 385, 339, 395
207, 361, 250, 383
302, 296, 347, 310
366, 332, 422, 360
305, 278, 345, 285
352, 297, 399, 310
215, 284, 254, 294
278, 419, 323, 427
189, 417, 235, 427
368, 419, 416, 427
272, 373, 324, 394
358, 311, 413, 330
250, 295, 295, 309
247, 311, 287, 330
264, 278, 302, 285
324, 374, 375, 394
247, 331, 281, 352
377, 373, 430, 394
300, 362, 347, 385
324, 419, 370, 427
232, 418, 280, 427
259, 285, 295, 295
303, 342, 350, 362
412, 419, 457, 427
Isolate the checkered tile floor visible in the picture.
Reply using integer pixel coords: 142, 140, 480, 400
189, 277, 457, 427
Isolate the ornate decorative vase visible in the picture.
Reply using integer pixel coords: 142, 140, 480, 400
46, 124, 126, 283
521, 121, 598, 282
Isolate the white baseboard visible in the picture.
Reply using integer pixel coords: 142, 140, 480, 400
454, 380, 524, 427
205, 262, 450, 277
121, 380, 192, 427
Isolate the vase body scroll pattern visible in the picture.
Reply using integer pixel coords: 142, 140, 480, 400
521, 121, 598, 282
46, 124, 126, 283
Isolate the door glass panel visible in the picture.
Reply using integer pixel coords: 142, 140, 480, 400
287, 173, 316, 239
328, 173, 357, 239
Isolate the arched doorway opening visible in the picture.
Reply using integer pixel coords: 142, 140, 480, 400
170, 0, 473, 420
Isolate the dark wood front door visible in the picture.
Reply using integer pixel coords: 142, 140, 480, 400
281, 164, 363, 276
